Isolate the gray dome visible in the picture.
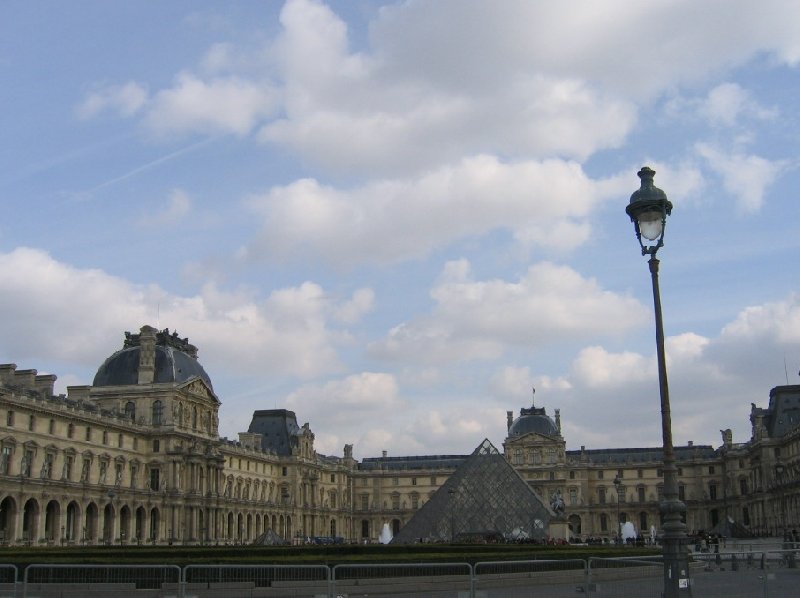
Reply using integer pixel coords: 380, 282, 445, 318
93, 328, 212, 389
508, 406, 559, 437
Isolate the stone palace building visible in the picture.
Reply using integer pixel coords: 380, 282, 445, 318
0, 325, 797, 546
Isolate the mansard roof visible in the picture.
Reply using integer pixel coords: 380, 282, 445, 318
566, 444, 717, 465
247, 409, 302, 456
93, 327, 212, 389
359, 454, 468, 472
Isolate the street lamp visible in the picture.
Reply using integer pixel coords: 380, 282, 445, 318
613, 475, 622, 545
625, 167, 691, 597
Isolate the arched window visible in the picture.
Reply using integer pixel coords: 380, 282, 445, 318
152, 401, 163, 426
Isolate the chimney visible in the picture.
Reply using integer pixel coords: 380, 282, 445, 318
382, 450, 387, 458
137, 325, 157, 385
35, 374, 57, 398
507, 411, 513, 431
0, 364, 17, 386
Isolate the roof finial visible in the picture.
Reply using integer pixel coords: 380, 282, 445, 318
531, 386, 536, 407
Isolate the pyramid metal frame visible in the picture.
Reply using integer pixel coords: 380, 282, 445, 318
392, 439, 552, 543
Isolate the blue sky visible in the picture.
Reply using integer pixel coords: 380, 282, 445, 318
2, 0, 800, 459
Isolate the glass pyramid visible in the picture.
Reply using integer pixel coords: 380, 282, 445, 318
392, 439, 551, 543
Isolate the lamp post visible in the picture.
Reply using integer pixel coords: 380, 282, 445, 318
613, 475, 622, 545
625, 167, 691, 596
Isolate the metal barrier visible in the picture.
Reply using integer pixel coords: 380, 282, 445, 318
473, 558, 586, 597
332, 562, 472, 597
0, 565, 18, 598
587, 557, 663, 597
23, 564, 181, 597
183, 564, 330, 597
18, 553, 800, 597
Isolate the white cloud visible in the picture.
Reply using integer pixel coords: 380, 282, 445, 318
138, 188, 192, 227
370, 259, 648, 365
489, 366, 535, 401
144, 72, 279, 137
285, 372, 401, 423
695, 143, 786, 212
76, 81, 148, 119
0, 248, 348, 380
666, 83, 777, 128
700, 83, 776, 127
720, 294, 800, 345
333, 288, 375, 325
571, 346, 652, 389
246, 158, 625, 267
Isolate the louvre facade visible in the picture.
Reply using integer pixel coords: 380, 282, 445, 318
0, 325, 798, 546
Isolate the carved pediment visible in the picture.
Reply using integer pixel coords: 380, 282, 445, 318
179, 377, 219, 403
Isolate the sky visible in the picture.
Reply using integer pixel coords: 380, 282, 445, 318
2, 0, 800, 460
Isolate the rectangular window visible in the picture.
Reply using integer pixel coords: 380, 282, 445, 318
411, 477, 417, 486
117, 434, 123, 448
331, 474, 336, 483
6, 411, 13, 427
678, 485, 685, 501
392, 477, 399, 486
569, 471, 575, 479
638, 469, 644, 478
63, 455, 73, 480
598, 487, 606, 504
617, 469, 624, 479
28, 415, 35, 431
152, 439, 160, 453
709, 465, 716, 475
638, 487, 646, 503
430, 476, 437, 486
360, 494, 369, 510
149, 468, 160, 491
102, 431, 108, 445
569, 488, 577, 505
392, 495, 400, 510
49, 419, 55, 435
709, 484, 717, 500
282, 466, 288, 477
85, 427, 92, 442
0, 446, 11, 474
598, 470, 604, 480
